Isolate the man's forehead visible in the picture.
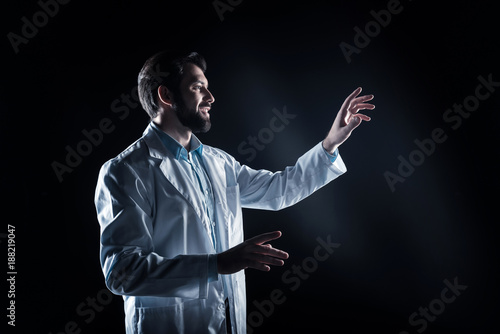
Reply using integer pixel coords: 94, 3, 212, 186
182, 63, 208, 84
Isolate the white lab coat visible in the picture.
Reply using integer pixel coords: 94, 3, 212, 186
94, 123, 346, 333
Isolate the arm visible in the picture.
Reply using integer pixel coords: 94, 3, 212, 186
235, 142, 347, 210
95, 160, 213, 299
216, 88, 374, 275
233, 88, 374, 211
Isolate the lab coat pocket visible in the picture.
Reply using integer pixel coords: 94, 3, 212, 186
223, 185, 241, 224
135, 299, 203, 334
222, 185, 243, 247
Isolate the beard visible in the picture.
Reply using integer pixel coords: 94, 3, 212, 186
173, 96, 211, 133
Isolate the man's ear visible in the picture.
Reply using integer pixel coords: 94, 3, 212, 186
157, 85, 173, 106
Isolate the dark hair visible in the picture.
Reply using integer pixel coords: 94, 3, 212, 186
138, 50, 207, 119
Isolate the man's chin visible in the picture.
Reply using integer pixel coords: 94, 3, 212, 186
191, 121, 211, 134
176, 106, 211, 133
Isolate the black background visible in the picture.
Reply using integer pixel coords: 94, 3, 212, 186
2, 0, 499, 333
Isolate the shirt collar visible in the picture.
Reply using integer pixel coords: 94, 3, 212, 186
151, 122, 203, 161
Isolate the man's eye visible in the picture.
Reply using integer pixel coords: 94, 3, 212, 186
194, 86, 202, 90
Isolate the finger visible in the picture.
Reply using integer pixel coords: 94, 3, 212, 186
254, 253, 286, 266
242, 258, 272, 271
342, 87, 362, 110
353, 113, 371, 121
248, 263, 271, 272
247, 231, 282, 245
351, 94, 374, 104
248, 254, 285, 267
252, 244, 289, 259
348, 87, 363, 100
345, 115, 363, 132
349, 103, 375, 113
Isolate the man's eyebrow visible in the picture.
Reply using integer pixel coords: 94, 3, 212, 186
191, 80, 208, 88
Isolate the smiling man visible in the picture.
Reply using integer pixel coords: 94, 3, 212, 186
94, 50, 374, 334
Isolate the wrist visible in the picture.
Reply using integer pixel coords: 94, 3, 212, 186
322, 139, 339, 155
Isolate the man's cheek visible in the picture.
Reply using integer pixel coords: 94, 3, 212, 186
182, 93, 198, 109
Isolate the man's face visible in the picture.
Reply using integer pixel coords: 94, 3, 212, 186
173, 63, 215, 133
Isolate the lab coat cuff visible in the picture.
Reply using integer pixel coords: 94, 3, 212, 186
314, 142, 347, 174
323, 147, 339, 163
208, 254, 218, 283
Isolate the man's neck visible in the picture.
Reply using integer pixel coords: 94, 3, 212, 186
153, 119, 192, 151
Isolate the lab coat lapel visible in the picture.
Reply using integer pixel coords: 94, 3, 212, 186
143, 125, 205, 221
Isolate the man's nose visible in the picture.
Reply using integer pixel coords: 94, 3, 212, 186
203, 87, 215, 104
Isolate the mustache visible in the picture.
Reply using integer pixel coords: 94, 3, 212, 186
199, 103, 211, 108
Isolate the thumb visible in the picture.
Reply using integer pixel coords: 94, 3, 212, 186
347, 115, 362, 131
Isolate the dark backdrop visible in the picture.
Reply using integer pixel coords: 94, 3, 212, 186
2, 0, 499, 333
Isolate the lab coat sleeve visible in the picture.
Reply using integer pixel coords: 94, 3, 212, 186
234, 142, 347, 210
95, 159, 212, 299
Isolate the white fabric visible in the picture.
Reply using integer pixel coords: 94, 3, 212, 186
94, 123, 347, 333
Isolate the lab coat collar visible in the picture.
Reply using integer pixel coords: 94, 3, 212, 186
142, 123, 225, 191
150, 122, 204, 161
142, 123, 170, 161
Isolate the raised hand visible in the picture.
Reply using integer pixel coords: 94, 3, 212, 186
322, 87, 375, 153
